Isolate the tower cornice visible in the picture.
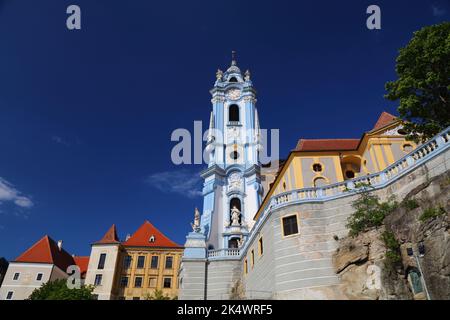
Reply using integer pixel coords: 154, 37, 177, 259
200, 164, 226, 179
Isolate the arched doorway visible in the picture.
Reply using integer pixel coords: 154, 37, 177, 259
340, 155, 362, 180
313, 177, 327, 187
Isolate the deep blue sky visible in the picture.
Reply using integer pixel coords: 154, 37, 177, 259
0, 0, 448, 260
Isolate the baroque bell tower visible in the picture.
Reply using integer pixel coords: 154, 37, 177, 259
200, 52, 263, 250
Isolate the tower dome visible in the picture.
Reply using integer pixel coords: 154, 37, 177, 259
223, 51, 243, 82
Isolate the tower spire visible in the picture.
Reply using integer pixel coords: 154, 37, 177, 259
231, 50, 237, 66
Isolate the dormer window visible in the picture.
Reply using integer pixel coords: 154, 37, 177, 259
229, 76, 238, 82
149, 235, 155, 243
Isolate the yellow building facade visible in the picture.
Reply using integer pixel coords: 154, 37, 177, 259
86, 221, 183, 300
256, 112, 417, 219
117, 246, 183, 299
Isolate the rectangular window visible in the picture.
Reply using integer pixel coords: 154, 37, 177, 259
120, 276, 128, 287
137, 256, 145, 269
132, 297, 140, 300
282, 215, 299, 236
163, 277, 172, 288
258, 238, 264, 256
98, 253, 106, 270
165, 256, 173, 269
13, 273, 20, 281
134, 276, 143, 288
150, 256, 158, 269
36, 273, 43, 281
149, 277, 157, 288
244, 259, 248, 274
94, 274, 103, 286
251, 250, 255, 267
6, 291, 14, 300
123, 255, 132, 269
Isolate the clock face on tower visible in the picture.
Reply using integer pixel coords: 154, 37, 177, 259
226, 88, 241, 100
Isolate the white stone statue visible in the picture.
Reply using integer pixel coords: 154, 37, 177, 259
191, 207, 201, 233
244, 69, 251, 81
237, 235, 245, 248
230, 206, 241, 226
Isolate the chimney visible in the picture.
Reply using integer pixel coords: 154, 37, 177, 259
57, 240, 63, 251
125, 234, 131, 241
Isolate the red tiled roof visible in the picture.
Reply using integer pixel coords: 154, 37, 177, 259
296, 139, 360, 151
15, 235, 75, 272
73, 256, 89, 278
95, 224, 120, 244
294, 112, 398, 152
123, 221, 182, 248
372, 111, 397, 130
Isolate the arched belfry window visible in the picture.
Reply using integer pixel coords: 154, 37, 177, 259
229, 104, 239, 122
230, 197, 242, 223
229, 77, 238, 82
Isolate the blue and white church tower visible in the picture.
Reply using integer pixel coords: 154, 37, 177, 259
200, 53, 263, 250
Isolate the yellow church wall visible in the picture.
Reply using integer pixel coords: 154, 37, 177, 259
362, 136, 416, 172
271, 134, 416, 197
272, 154, 345, 195
255, 122, 418, 221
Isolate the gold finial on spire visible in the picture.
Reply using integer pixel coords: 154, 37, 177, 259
231, 50, 237, 66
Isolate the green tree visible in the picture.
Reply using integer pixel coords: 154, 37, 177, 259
28, 279, 95, 300
385, 22, 450, 142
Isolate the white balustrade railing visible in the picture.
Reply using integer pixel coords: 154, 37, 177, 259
208, 248, 240, 258
269, 126, 449, 207
207, 126, 450, 259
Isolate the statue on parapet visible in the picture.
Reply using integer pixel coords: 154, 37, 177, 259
191, 207, 201, 233
237, 235, 245, 248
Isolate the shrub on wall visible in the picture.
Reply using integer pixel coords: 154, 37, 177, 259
381, 231, 402, 269
143, 289, 172, 300
402, 199, 420, 211
347, 188, 398, 237
419, 206, 446, 222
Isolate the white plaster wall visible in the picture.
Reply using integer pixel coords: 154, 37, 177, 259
85, 244, 120, 300
0, 263, 66, 300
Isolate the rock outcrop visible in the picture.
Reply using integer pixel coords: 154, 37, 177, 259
385, 171, 450, 300
333, 172, 450, 300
